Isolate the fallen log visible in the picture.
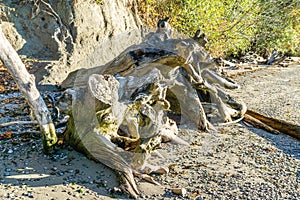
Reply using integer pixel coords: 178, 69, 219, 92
244, 114, 280, 134
246, 109, 300, 140
0, 25, 57, 153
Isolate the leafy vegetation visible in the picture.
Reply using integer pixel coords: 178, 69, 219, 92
136, 0, 300, 57
95, 0, 103, 5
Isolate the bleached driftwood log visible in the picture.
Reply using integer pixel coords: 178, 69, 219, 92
58, 18, 246, 198
0, 26, 57, 153
246, 110, 300, 140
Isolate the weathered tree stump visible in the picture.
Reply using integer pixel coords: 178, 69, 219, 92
58, 18, 246, 198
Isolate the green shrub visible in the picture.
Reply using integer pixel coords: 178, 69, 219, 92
95, 0, 103, 5
136, 0, 300, 57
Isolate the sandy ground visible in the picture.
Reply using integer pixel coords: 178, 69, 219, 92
0, 65, 299, 199
231, 64, 300, 126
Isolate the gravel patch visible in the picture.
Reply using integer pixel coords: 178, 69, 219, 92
231, 64, 300, 126
0, 65, 299, 199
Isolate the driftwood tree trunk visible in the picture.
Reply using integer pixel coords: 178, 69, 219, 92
0, 26, 57, 153
57, 18, 247, 198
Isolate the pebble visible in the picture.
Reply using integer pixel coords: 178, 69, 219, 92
171, 188, 187, 196
7, 193, 14, 198
5, 168, 12, 172
4, 172, 10, 176
22, 192, 34, 198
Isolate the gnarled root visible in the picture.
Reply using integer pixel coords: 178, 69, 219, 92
202, 69, 240, 89
118, 170, 140, 199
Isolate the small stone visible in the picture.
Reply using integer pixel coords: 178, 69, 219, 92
171, 188, 187, 196
4, 172, 10, 176
9, 193, 15, 198
5, 168, 12, 172
111, 187, 122, 193
7, 149, 13, 154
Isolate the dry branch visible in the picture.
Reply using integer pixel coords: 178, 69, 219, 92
0, 120, 38, 128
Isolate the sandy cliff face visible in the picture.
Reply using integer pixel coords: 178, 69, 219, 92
0, 0, 142, 84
